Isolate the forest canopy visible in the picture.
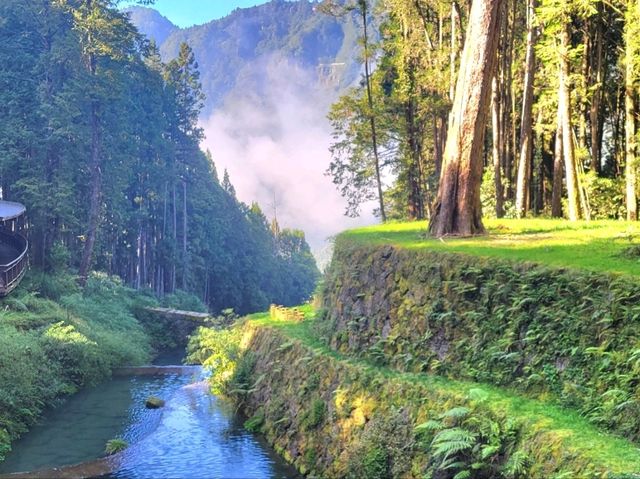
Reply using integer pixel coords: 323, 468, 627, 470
325, 0, 640, 231
0, 0, 319, 314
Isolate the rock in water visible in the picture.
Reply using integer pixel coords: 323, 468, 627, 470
145, 396, 165, 408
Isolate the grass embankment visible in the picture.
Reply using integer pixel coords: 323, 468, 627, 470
0, 273, 164, 462
341, 219, 640, 276
239, 307, 640, 476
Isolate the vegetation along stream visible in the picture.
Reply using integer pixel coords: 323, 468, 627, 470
0, 355, 298, 479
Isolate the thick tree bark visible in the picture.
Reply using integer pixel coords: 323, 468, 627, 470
491, 75, 504, 217
559, 22, 580, 221
552, 85, 564, 218
626, 20, 638, 220
429, 0, 503, 237
515, 0, 537, 218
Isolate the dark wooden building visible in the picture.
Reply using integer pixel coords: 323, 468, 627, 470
0, 201, 28, 296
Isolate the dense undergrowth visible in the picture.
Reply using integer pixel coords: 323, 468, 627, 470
0, 271, 200, 462
322, 239, 640, 445
189, 309, 640, 478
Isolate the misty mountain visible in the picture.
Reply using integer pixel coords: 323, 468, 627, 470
125, 0, 362, 116
124, 6, 177, 47
125, 1, 374, 261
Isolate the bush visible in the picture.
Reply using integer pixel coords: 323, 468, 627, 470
186, 326, 244, 395
301, 398, 326, 431
244, 409, 265, 433
162, 289, 207, 313
105, 438, 128, 455
581, 172, 625, 219
0, 271, 153, 459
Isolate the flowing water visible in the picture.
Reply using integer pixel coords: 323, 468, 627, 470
0, 362, 298, 479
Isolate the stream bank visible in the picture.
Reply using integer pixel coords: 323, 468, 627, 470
0, 361, 298, 479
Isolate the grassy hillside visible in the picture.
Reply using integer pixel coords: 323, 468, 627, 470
340, 219, 640, 276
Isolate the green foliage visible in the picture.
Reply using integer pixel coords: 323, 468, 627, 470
359, 446, 389, 479
0, 429, 10, 463
481, 167, 515, 219
162, 290, 207, 313
0, 0, 319, 318
417, 406, 528, 479
244, 409, 265, 433
322, 236, 640, 443
105, 438, 128, 455
186, 326, 247, 396
0, 272, 152, 462
301, 398, 326, 431
581, 173, 626, 220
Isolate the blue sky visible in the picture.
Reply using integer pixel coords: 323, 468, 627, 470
126, 1, 269, 27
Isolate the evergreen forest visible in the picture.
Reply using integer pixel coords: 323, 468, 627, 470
0, 0, 319, 315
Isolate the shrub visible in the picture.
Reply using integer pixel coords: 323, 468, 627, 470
581, 172, 625, 220
162, 289, 207, 313
301, 398, 326, 431
187, 326, 244, 395
105, 438, 128, 455
244, 409, 265, 433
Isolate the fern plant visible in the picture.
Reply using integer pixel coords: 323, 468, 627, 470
416, 405, 529, 479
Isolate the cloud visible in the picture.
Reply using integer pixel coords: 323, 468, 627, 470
200, 55, 375, 265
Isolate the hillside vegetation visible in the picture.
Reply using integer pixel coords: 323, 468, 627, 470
0, 274, 155, 462
189, 308, 640, 478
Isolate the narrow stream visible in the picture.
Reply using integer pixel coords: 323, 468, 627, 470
0, 356, 298, 479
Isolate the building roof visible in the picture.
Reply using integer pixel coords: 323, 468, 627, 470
0, 201, 26, 221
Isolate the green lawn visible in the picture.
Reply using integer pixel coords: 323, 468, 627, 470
247, 308, 640, 473
339, 218, 640, 276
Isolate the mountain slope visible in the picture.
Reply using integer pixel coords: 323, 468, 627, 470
125, 1, 374, 259
127, 0, 361, 115
123, 6, 177, 47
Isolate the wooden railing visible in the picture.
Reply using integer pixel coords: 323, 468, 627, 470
0, 228, 28, 296
270, 304, 305, 322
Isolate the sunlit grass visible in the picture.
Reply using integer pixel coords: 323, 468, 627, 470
248, 310, 640, 472
339, 218, 640, 276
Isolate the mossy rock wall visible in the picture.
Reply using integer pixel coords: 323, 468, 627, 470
321, 243, 640, 442
236, 324, 636, 478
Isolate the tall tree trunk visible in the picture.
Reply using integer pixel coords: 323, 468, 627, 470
590, 6, 604, 173
450, 2, 459, 101
360, 3, 386, 222
552, 95, 564, 217
171, 184, 177, 292
79, 100, 101, 285
405, 98, 425, 220
625, 0, 638, 221
429, 0, 503, 236
515, 0, 537, 218
491, 75, 504, 217
559, 22, 580, 221
182, 178, 188, 289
